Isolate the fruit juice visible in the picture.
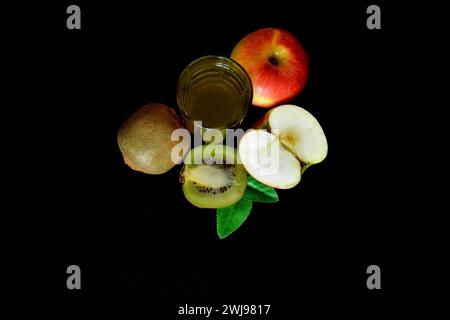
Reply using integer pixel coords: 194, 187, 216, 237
177, 56, 253, 132
187, 78, 245, 129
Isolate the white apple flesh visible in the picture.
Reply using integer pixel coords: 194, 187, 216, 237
239, 129, 301, 189
268, 105, 328, 170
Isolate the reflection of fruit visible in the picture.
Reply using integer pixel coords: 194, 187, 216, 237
239, 104, 327, 189
231, 28, 309, 108
117, 103, 188, 174
180, 145, 247, 208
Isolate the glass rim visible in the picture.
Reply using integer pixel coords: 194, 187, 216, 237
182, 55, 251, 81
177, 55, 253, 130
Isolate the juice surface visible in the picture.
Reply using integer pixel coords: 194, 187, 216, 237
187, 79, 243, 129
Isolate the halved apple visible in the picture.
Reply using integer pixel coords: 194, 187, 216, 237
239, 129, 301, 189
269, 105, 327, 171
239, 104, 327, 189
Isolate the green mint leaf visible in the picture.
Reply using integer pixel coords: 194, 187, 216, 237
216, 198, 252, 239
243, 175, 279, 203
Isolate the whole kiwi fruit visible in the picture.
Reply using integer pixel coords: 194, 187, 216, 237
117, 103, 188, 174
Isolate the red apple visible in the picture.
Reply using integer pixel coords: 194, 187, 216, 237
231, 28, 309, 108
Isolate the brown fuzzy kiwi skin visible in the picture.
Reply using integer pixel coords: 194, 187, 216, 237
117, 103, 186, 174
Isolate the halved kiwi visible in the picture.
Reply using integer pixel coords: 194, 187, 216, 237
180, 145, 247, 209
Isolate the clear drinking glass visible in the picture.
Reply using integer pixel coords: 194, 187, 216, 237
177, 55, 253, 133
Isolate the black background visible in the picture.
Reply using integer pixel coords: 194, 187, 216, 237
20, 0, 449, 311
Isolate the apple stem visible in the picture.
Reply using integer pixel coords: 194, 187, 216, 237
268, 56, 279, 66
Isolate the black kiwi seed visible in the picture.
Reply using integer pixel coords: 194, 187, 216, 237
195, 184, 234, 194
190, 164, 239, 196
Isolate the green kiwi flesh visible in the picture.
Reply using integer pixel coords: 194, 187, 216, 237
180, 145, 247, 209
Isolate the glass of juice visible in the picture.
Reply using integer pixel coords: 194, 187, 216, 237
177, 55, 253, 134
